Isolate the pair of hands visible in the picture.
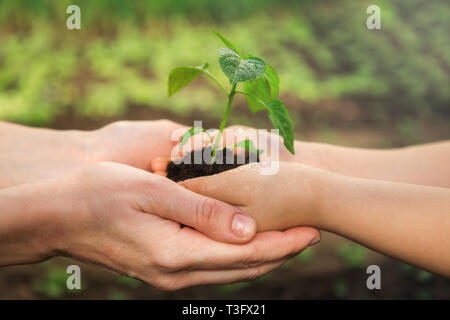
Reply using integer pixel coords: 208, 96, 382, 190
151, 124, 327, 233
0, 120, 320, 290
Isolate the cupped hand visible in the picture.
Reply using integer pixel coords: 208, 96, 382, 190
91, 120, 187, 170
49, 162, 319, 290
0, 120, 186, 188
180, 162, 327, 232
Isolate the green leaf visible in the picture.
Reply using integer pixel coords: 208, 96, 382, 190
241, 59, 279, 112
212, 28, 241, 56
264, 63, 280, 98
231, 139, 262, 157
168, 63, 208, 97
218, 48, 266, 84
243, 78, 270, 112
264, 100, 295, 154
179, 127, 206, 151
243, 56, 279, 99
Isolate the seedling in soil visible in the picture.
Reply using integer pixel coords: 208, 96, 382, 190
167, 29, 295, 181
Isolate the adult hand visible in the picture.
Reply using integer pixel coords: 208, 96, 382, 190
91, 120, 186, 170
0, 120, 186, 188
0, 162, 320, 290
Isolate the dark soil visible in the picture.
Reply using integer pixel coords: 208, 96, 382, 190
167, 146, 259, 182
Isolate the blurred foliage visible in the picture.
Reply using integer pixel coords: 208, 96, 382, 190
116, 275, 142, 288
336, 242, 368, 268
295, 247, 315, 263
400, 263, 435, 283
33, 265, 82, 298
399, 263, 436, 299
284, 247, 315, 266
107, 290, 129, 300
216, 282, 250, 295
0, 0, 448, 126
215, 273, 272, 295
332, 278, 349, 298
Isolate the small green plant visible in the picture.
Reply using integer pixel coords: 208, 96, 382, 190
168, 29, 295, 163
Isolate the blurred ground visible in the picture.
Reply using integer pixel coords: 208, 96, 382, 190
1, 233, 449, 300
0, 0, 449, 299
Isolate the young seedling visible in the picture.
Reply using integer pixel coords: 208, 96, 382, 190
168, 29, 295, 165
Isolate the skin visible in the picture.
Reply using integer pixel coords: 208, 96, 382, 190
0, 120, 185, 188
0, 120, 320, 290
179, 144, 450, 277
290, 139, 450, 188
0, 162, 319, 290
221, 125, 450, 188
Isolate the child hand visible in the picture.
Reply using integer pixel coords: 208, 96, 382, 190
180, 162, 326, 233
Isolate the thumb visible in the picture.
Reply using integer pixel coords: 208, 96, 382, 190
149, 179, 257, 244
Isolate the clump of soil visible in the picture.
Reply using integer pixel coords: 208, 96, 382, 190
167, 146, 259, 182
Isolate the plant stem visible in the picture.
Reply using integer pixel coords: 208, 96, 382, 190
211, 83, 237, 163
201, 69, 228, 95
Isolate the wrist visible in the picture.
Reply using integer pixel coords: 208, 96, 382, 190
0, 179, 69, 265
313, 169, 349, 232
293, 141, 331, 171
285, 163, 330, 228
0, 126, 97, 189
61, 129, 98, 167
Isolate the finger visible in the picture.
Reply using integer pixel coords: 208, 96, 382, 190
179, 164, 261, 205
154, 171, 167, 177
150, 157, 170, 172
147, 177, 257, 244
157, 258, 288, 290
226, 125, 253, 131
174, 129, 218, 157
177, 225, 320, 269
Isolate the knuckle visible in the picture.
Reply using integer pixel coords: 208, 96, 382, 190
153, 250, 187, 273
196, 198, 218, 228
94, 161, 115, 170
153, 276, 182, 291
154, 253, 177, 272
241, 246, 264, 266
77, 162, 108, 184
247, 266, 265, 281
138, 178, 164, 208
112, 120, 130, 128
104, 120, 129, 132
157, 119, 173, 126
139, 176, 158, 194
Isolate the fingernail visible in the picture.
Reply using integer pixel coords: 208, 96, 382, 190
231, 213, 255, 238
309, 236, 321, 246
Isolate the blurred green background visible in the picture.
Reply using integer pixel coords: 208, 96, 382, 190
0, 0, 449, 299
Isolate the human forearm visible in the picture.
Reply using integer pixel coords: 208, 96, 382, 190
0, 180, 66, 266
181, 162, 450, 276
0, 120, 187, 189
0, 161, 318, 290
0, 121, 93, 188
292, 140, 450, 188
314, 172, 450, 276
